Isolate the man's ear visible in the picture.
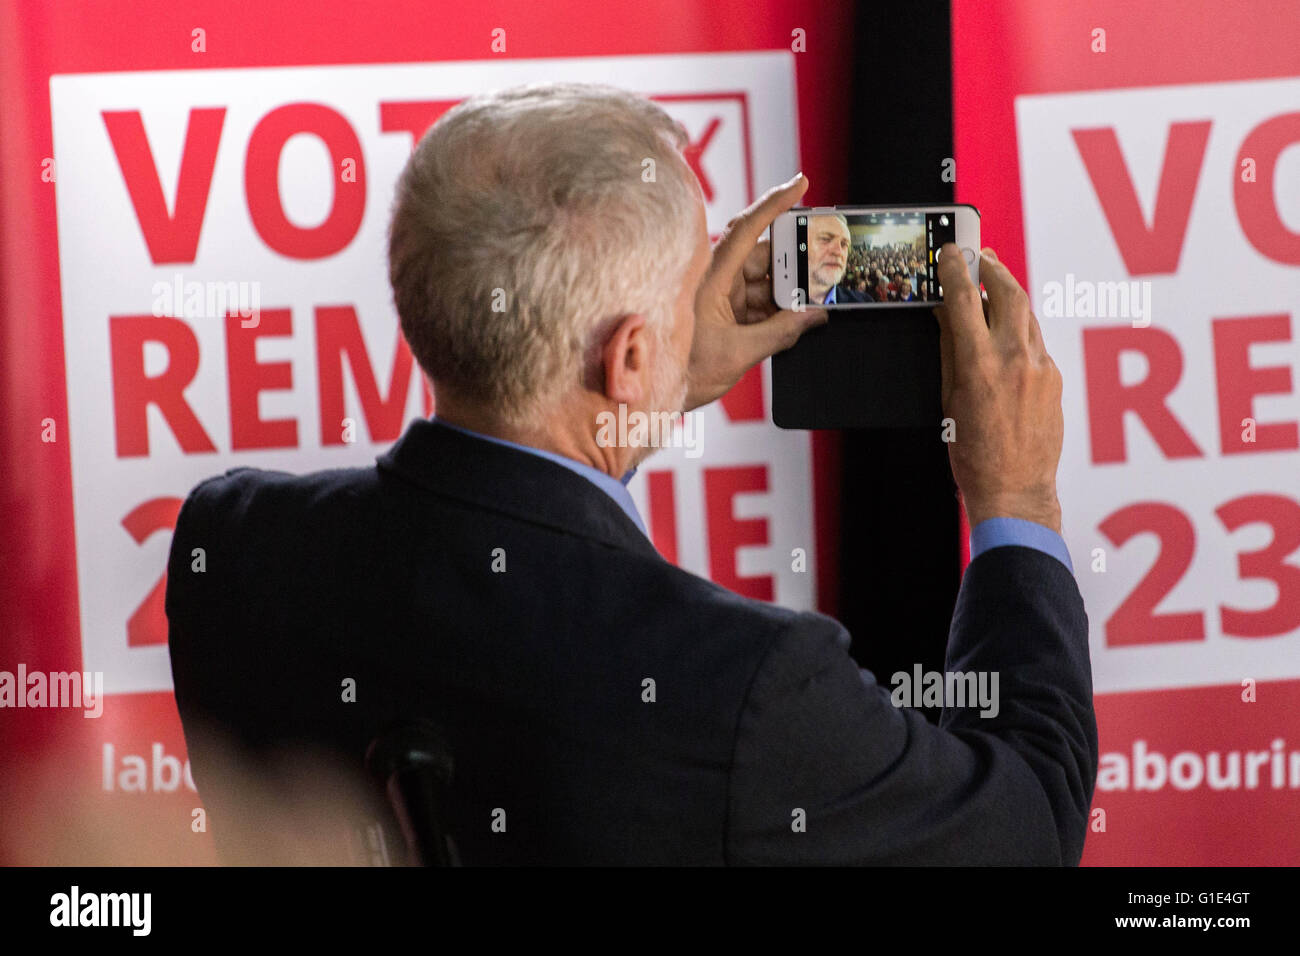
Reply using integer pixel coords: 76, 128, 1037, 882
602, 313, 651, 405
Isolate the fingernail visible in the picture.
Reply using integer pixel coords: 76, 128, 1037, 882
787, 171, 804, 186
982, 247, 998, 261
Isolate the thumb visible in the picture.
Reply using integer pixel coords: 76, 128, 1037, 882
713, 173, 810, 280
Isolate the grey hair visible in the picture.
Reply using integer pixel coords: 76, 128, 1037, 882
810, 212, 851, 233
388, 82, 702, 428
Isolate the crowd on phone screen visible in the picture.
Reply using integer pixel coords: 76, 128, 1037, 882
842, 241, 930, 302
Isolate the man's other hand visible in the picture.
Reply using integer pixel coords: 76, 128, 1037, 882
934, 244, 1064, 534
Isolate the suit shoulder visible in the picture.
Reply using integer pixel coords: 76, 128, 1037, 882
171, 463, 383, 593
180, 463, 378, 523
652, 561, 851, 663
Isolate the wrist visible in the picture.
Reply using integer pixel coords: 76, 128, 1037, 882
964, 491, 1062, 535
683, 368, 726, 413
682, 382, 710, 414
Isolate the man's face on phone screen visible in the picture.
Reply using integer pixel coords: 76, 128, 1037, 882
808, 215, 850, 290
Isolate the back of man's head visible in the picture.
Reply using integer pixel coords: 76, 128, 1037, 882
388, 83, 701, 429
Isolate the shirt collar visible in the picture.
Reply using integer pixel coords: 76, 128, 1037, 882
430, 417, 648, 538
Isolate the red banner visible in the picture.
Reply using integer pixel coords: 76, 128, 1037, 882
0, 0, 853, 863
953, 0, 1300, 864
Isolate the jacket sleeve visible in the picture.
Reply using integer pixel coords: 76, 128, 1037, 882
165, 474, 221, 719
725, 545, 1097, 865
165, 471, 267, 759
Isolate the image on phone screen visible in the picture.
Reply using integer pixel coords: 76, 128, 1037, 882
796, 210, 956, 306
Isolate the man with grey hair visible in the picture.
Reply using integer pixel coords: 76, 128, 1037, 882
806, 212, 869, 304
167, 82, 1096, 866
386, 82, 824, 461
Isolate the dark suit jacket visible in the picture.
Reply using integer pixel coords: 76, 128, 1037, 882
833, 283, 873, 303
166, 417, 1097, 865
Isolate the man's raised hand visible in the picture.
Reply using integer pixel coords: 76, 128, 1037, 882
684, 173, 829, 411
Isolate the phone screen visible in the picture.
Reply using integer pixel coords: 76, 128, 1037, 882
795, 210, 957, 306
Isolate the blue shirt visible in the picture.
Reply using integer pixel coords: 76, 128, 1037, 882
433, 417, 648, 538
822, 285, 837, 304
971, 516, 1073, 573
432, 418, 1071, 572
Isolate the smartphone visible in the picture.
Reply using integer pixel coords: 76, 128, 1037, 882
770, 204, 980, 310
